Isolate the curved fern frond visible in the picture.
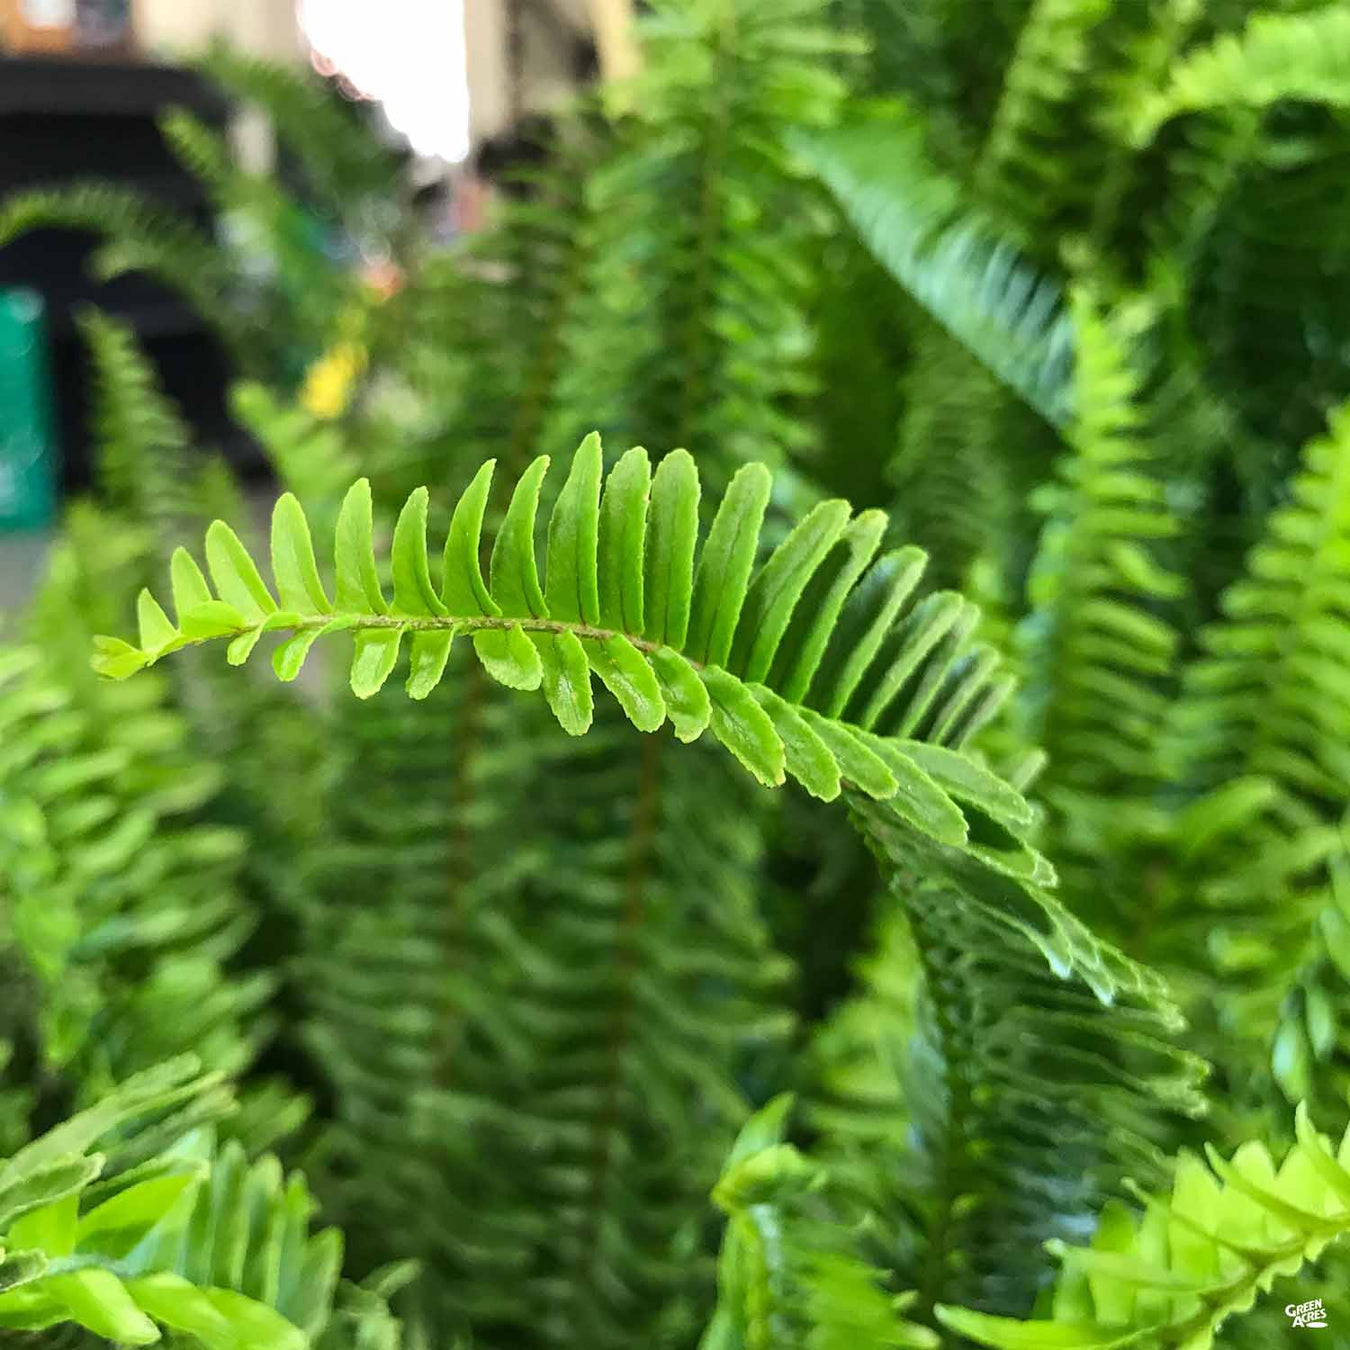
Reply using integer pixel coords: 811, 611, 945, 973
94, 433, 1022, 840
844, 797, 1208, 1320
702, 1094, 938, 1350
0, 1056, 401, 1348
937, 1103, 1350, 1348
794, 108, 1075, 428
1136, 7, 1350, 144
0, 184, 245, 363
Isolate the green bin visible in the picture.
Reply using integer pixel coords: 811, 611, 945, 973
0, 289, 58, 531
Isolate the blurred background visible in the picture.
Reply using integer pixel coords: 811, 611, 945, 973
0, 0, 625, 608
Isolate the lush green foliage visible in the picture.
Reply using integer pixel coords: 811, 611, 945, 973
6, 0, 1350, 1346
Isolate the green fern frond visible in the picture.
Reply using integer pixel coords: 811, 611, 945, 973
543, 0, 847, 478
309, 693, 788, 1346
78, 310, 198, 546
836, 798, 1208, 1320
93, 434, 1024, 845
0, 1057, 399, 1348
975, 0, 1113, 234
1, 519, 306, 1151
1167, 401, 1350, 806
1018, 292, 1184, 843
1136, 6, 1350, 143
0, 183, 245, 363
702, 1095, 938, 1350
795, 107, 1075, 428
937, 1102, 1350, 1348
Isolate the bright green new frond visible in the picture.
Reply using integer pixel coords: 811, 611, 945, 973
1136, 6, 1350, 143
937, 1103, 1350, 1348
0, 1058, 400, 1348
702, 1096, 938, 1350
94, 435, 1024, 844
0, 183, 244, 363
795, 108, 1075, 428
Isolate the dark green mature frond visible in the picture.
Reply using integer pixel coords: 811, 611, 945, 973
974, 0, 1113, 235
827, 798, 1207, 1323
78, 310, 198, 547
888, 325, 1019, 590
795, 108, 1075, 428
1135, 5, 1350, 143
1018, 292, 1183, 836
302, 685, 789, 1347
94, 435, 1028, 856
939, 1103, 1350, 1348
702, 1095, 938, 1350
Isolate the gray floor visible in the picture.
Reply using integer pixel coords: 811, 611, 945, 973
0, 527, 50, 619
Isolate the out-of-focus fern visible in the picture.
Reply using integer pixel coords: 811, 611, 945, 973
197, 43, 407, 239
701, 1094, 938, 1350
1135, 5, 1350, 141
1017, 291, 1184, 897
543, 0, 848, 481
0, 526, 305, 1152
0, 184, 246, 365
795, 106, 1076, 429
78, 310, 200, 556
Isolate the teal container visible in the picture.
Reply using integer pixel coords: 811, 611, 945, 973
0, 289, 59, 531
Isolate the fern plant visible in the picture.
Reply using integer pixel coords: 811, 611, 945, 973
11, 2, 1350, 1347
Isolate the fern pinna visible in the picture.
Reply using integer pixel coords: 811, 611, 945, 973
92, 434, 1212, 1338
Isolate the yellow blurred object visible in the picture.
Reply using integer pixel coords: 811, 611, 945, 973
299, 341, 366, 421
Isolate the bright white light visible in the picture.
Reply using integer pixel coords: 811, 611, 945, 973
298, 0, 472, 163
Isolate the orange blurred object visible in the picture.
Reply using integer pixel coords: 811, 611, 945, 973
3, 0, 75, 52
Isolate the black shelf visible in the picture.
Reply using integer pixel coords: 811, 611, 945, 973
0, 54, 228, 118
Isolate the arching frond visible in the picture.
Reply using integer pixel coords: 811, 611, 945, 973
94, 434, 1024, 848
1136, 6, 1350, 143
795, 108, 1075, 428
831, 798, 1207, 1322
0, 184, 245, 365
938, 1103, 1350, 1348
